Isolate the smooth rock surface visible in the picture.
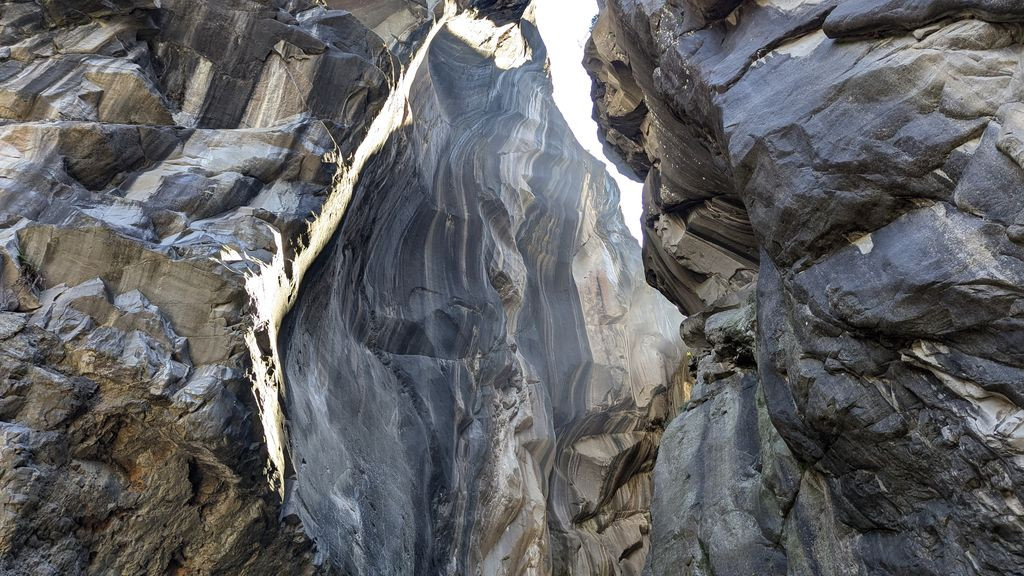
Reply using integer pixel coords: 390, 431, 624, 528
279, 11, 685, 576
587, 0, 1024, 574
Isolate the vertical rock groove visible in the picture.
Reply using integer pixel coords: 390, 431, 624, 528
235, 3, 445, 500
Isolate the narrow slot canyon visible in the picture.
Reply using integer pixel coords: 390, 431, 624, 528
1, 0, 1024, 575
277, 10, 684, 574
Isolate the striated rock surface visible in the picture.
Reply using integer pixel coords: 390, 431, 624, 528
0, 0, 432, 573
588, 0, 1024, 574
454, 0, 531, 23
278, 9, 685, 575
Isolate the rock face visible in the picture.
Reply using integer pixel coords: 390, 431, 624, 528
0, 0, 431, 573
455, 0, 531, 23
279, 10, 684, 575
587, 0, 1024, 574
1, 0, 687, 574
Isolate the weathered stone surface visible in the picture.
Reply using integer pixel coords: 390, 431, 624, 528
278, 11, 685, 576
0, 0, 433, 572
588, 0, 1024, 574
455, 0, 531, 23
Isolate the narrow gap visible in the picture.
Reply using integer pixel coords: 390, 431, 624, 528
534, 0, 646, 241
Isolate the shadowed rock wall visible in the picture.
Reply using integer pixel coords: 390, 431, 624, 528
587, 0, 1024, 574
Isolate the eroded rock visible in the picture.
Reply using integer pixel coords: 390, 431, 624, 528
0, 0, 433, 572
279, 11, 685, 576
587, 0, 1024, 573
2, 0, 690, 574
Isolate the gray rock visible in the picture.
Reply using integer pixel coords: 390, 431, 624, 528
587, 0, 1024, 574
455, 0, 531, 23
0, 0, 434, 573
0, 314, 318, 576
0, 0, 688, 574
279, 13, 685, 575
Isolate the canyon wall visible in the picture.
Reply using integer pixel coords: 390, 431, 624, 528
587, 0, 1024, 574
279, 10, 684, 575
0, 0, 431, 573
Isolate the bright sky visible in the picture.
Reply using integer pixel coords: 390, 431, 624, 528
534, 0, 645, 242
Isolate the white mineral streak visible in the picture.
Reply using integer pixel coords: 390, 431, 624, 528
775, 29, 828, 58
754, 0, 826, 10
853, 232, 874, 255
906, 341, 1024, 459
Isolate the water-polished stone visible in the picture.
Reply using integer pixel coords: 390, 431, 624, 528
279, 13, 684, 576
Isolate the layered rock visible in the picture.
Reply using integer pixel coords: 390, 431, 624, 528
1, 0, 688, 574
278, 9, 685, 576
588, 0, 1024, 574
0, 0, 431, 573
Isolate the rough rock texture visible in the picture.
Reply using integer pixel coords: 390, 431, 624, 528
279, 11, 685, 576
0, 0, 431, 573
1, 0, 688, 574
588, 0, 1024, 574
648, 288, 807, 576
0, 293, 316, 575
